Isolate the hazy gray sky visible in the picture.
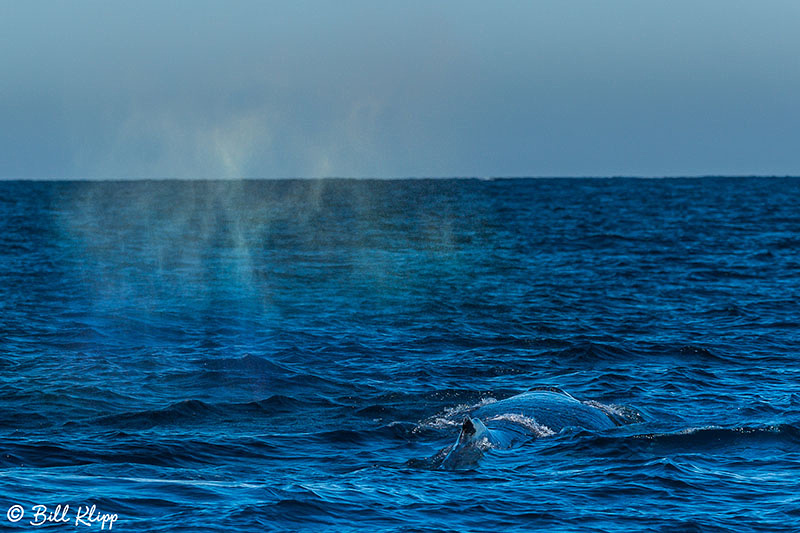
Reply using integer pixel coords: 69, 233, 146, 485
1, 1, 798, 178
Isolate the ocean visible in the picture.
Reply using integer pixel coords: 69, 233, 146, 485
1, 177, 798, 531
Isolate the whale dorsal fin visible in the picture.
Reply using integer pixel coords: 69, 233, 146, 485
456, 416, 489, 445
461, 417, 475, 435
440, 417, 492, 470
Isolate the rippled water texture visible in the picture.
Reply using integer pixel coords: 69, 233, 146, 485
1, 178, 799, 531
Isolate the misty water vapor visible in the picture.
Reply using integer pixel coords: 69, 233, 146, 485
56, 180, 467, 342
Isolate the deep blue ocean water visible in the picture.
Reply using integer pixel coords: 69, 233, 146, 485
1, 177, 799, 531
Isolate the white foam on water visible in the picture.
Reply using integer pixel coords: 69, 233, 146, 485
487, 413, 555, 438
476, 436, 493, 451
416, 396, 498, 431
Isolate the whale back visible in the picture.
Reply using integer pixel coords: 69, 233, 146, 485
474, 389, 617, 433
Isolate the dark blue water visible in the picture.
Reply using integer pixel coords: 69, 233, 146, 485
1, 178, 799, 531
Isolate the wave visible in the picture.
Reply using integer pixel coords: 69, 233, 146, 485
89, 395, 338, 430
541, 339, 638, 363
630, 423, 800, 449
195, 353, 294, 374
93, 399, 222, 429
0, 433, 281, 469
553, 422, 800, 457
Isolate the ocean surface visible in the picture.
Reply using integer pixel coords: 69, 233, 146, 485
1, 177, 799, 532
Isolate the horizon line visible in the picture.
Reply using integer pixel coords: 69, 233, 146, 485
1, 175, 798, 182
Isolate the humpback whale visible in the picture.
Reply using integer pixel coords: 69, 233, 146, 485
438, 387, 622, 470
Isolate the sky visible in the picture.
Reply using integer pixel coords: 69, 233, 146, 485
1, 0, 799, 179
